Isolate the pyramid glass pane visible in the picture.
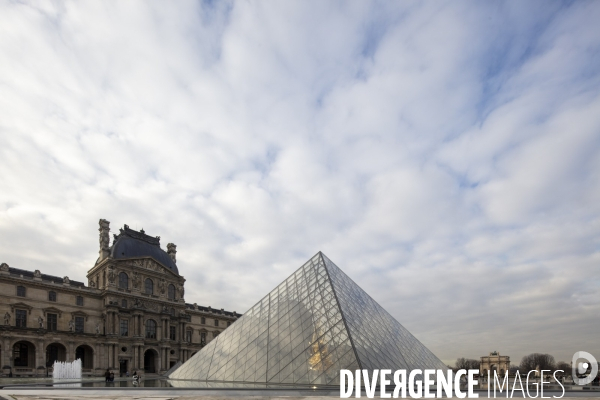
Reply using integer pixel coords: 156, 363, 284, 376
321, 253, 447, 372
170, 253, 360, 386
170, 252, 446, 387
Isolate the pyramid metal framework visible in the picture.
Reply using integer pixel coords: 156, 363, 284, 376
170, 252, 447, 387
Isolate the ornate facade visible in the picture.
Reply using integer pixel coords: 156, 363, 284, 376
0, 220, 240, 377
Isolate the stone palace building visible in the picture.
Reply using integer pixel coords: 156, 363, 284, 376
0, 219, 240, 377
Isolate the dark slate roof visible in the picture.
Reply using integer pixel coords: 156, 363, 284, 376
109, 225, 179, 275
186, 303, 242, 318
8, 267, 85, 287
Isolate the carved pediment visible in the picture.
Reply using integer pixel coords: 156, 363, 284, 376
71, 310, 89, 321
42, 307, 63, 317
132, 258, 160, 272
122, 258, 179, 277
10, 302, 33, 314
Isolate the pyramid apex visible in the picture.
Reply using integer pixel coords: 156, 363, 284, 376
170, 253, 446, 386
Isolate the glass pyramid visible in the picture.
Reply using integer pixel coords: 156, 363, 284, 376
169, 252, 447, 387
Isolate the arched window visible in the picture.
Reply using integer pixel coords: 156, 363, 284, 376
48, 291, 57, 302
118, 272, 128, 289
145, 319, 157, 339
145, 278, 153, 295
168, 284, 175, 300
75, 345, 93, 369
13, 341, 33, 366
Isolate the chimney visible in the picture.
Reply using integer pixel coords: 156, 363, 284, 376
99, 219, 110, 261
167, 243, 177, 264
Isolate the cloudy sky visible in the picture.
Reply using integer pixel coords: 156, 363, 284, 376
1, 0, 599, 366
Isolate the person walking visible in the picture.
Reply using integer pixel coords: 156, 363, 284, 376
104, 369, 110, 383
132, 370, 140, 384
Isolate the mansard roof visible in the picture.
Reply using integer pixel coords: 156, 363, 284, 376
7, 267, 85, 288
185, 303, 243, 319
109, 225, 179, 274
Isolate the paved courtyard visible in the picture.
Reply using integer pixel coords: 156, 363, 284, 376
2, 397, 600, 400
1, 390, 599, 400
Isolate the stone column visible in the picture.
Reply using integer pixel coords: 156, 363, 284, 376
98, 343, 105, 369
36, 339, 44, 374
134, 346, 138, 371
139, 345, 143, 370
67, 341, 74, 362
114, 345, 118, 369
2, 338, 10, 369
103, 343, 109, 369
93, 343, 99, 370
161, 316, 168, 339
107, 312, 112, 335
132, 314, 138, 336
106, 344, 110, 369
139, 346, 143, 372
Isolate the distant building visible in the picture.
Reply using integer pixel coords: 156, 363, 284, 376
0, 220, 240, 377
480, 351, 510, 377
